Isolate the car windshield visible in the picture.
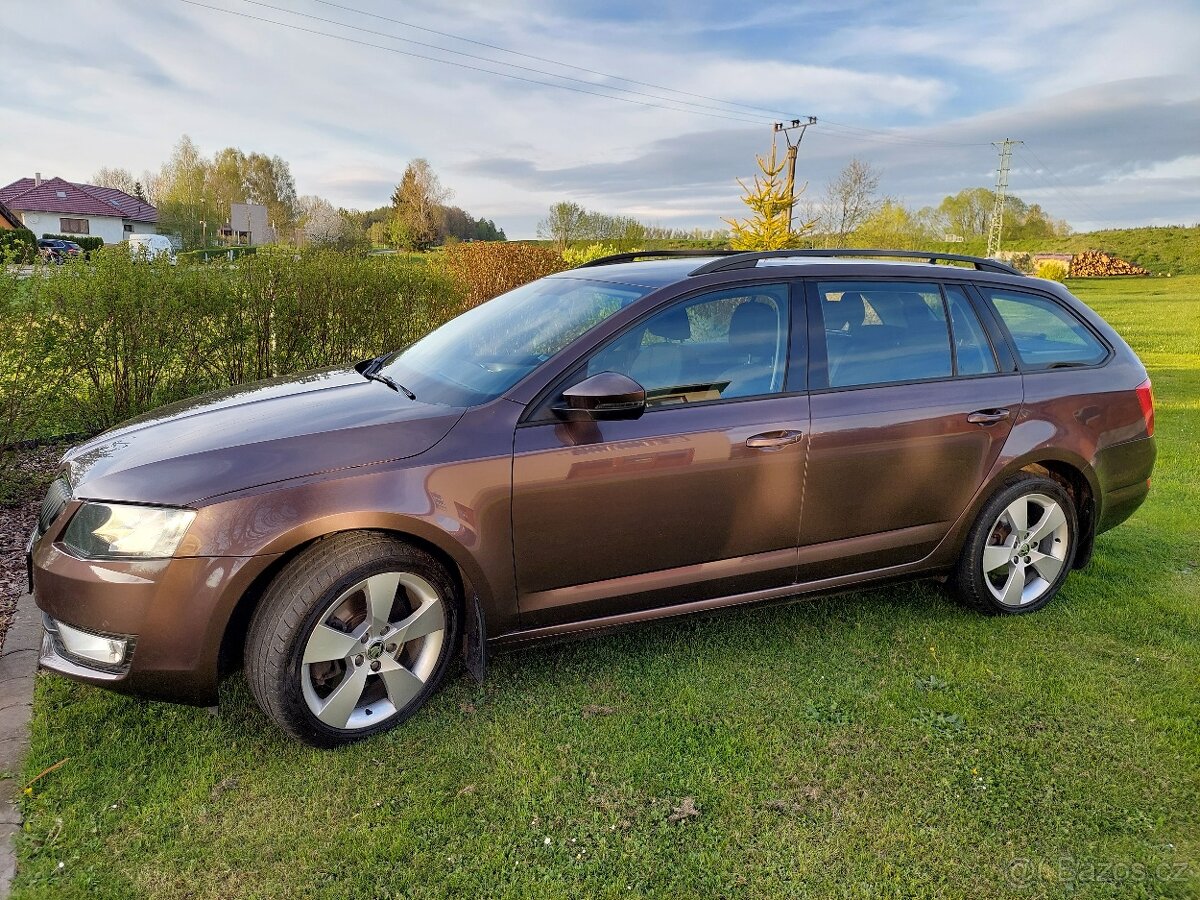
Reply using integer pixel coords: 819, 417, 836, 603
380, 276, 652, 407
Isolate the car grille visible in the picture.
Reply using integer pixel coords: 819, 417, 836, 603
38, 476, 72, 533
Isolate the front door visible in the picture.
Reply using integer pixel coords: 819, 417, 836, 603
798, 279, 1022, 581
512, 283, 809, 628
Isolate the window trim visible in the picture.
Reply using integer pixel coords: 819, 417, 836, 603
518, 279, 798, 425
974, 283, 1113, 373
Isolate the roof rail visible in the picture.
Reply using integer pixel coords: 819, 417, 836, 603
575, 249, 739, 268
687, 249, 1024, 277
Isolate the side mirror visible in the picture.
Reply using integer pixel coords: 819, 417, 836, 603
553, 372, 646, 421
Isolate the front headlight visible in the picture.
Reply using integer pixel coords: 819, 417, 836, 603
62, 502, 196, 560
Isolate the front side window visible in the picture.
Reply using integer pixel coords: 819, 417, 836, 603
983, 288, 1107, 368
380, 276, 651, 407
584, 284, 790, 406
818, 281, 952, 388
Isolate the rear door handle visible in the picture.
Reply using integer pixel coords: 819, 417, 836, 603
967, 408, 1010, 425
745, 430, 804, 450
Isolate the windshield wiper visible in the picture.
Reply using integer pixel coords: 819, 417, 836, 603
360, 357, 417, 400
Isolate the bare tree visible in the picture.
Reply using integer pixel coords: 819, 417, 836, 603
821, 159, 881, 248
91, 166, 139, 194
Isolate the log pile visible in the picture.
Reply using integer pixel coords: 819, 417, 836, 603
1069, 250, 1149, 277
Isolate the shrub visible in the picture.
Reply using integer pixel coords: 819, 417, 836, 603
440, 241, 566, 309
177, 246, 257, 263
1035, 259, 1069, 282
43, 234, 104, 253
2, 246, 463, 442
0, 227, 36, 263
562, 243, 624, 267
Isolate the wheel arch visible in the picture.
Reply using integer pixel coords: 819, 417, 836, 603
217, 520, 491, 678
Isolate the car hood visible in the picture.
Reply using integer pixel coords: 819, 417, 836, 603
62, 367, 465, 506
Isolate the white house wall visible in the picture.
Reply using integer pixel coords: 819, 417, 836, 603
17, 211, 127, 244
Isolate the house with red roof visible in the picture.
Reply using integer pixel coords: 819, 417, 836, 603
0, 174, 157, 244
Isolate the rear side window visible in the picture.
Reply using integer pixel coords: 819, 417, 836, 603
945, 285, 998, 375
984, 288, 1107, 368
817, 281, 952, 388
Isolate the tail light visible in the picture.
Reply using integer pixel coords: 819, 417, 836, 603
1135, 378, 1154, 437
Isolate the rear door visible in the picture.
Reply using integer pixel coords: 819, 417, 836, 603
511, 282, 810, 628
797, 278, 1022, 581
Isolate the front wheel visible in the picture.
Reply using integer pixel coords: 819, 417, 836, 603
953, 474, 1077, 615
245, 532, 460, 748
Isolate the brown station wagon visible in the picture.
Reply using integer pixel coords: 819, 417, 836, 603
28, 249, 1157, 747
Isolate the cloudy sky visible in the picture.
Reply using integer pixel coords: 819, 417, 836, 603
3, 0, 1198, 237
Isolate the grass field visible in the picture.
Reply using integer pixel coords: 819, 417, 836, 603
12, 277, 1200, 899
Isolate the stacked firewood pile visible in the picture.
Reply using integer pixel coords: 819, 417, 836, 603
1069, 250, 1149, 277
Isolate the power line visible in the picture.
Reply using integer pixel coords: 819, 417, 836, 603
228, 0, 786, 123
1015, 146, 1107, 222
307, 0, 810, 121
171, 0, 770, 125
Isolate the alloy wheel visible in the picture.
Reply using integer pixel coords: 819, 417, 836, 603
299, 571, 445, 730
981, 492, 1070, 608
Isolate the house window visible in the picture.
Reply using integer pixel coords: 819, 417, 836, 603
60, 218, 90, 235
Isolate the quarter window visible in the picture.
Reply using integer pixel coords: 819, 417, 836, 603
585, 284, 790, 406
817, 281, 952, 388
984, 288, 1106, 368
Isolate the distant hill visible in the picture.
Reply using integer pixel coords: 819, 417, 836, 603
930, 226, 1200, 275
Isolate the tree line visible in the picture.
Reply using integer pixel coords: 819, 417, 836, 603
91, 137, 505, 251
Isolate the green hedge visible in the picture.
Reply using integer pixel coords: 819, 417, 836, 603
42, 234, 104, 253
0, 227, 36, 262
0, 245, 464, 444
177, 246, 257, 263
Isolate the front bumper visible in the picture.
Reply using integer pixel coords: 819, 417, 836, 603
30, 527, 279, 705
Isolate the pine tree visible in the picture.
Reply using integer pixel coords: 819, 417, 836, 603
724, 142, 813, 250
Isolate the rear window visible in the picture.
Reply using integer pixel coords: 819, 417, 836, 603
983, 288, 1107, 368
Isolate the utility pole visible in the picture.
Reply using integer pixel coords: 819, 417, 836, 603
773, 117, 817, 233
986, 138, 1022, 258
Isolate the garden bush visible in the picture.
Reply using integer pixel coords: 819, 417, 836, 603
42, 234, 104, 253
0, 246, 463, 443
1035, 259, 1069, 282
0, 227, 36, 263
440, 241, 566, 309
562, 243, 625, 267
177, 246, 257, 263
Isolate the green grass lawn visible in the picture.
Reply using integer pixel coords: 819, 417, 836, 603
13, 277, 1200, 899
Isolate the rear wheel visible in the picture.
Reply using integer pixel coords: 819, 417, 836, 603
953, 474, 1077, 615
245, 532, 460, 747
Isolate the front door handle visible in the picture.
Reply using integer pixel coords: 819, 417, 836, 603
967, 408, 1010, 425
745, 430, 804, 450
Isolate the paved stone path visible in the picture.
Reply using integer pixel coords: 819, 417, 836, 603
0, 594, 39, 900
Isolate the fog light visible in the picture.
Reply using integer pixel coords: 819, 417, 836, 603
55, 620, 128, 667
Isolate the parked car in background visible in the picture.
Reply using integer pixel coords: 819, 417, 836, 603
127, 233, 175, 262
28, 249, 1156, 747
35, 238, 73, 263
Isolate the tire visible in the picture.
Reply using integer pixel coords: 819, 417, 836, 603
245, 532, 460, 748
952, 474, 1078, 615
